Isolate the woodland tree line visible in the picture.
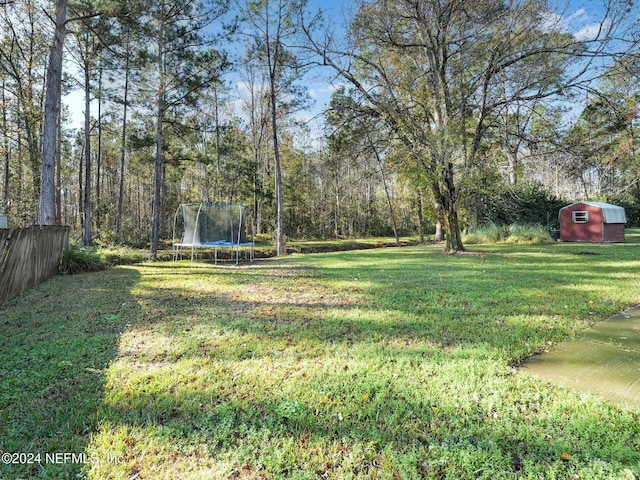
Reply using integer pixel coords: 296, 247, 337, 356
0, 0, 639, 256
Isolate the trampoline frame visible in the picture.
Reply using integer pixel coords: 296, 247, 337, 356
172, 203, 255, 264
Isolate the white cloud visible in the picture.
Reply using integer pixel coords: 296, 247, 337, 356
565, 8, 588, 24
308, 83, 342, 99
573, 19, 611, 41
541, 7, 589, 33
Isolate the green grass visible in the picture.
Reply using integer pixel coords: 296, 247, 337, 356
2, 231, 640, 479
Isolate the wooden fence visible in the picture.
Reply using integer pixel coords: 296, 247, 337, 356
0, 226, 69, 304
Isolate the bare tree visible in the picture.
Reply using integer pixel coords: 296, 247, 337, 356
301, 0, 637, 252
242, 0, 309, 256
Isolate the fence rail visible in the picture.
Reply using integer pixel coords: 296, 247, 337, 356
0, 226, 69, 304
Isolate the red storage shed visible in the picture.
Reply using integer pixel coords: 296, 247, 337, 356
559, 202, 627, 243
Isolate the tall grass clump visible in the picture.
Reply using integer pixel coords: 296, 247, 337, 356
59, 245, 108, 274
463, 224, 508, 244
99, 246, 147, 266
504, 223, 555, 244
60, 245, 147, 274
464, 223, 553, 245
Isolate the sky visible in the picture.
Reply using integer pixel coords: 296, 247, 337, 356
245, 0, 621, 142
62, 0, 624, 137
62, 0, 351, 132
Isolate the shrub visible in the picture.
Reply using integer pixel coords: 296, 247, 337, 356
59, 246, 108, 274
479, 183, 566, 229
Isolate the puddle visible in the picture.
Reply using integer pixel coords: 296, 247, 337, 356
521, 305, 640, 410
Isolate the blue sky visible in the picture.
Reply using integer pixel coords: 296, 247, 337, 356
63, 0, 627, 135
282, 0, 624, 137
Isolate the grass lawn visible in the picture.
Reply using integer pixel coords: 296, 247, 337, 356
1, 232, 640, 479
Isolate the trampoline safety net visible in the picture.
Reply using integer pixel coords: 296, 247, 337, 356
172, 203, 254, 263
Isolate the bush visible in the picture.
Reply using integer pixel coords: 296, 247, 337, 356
60, 245, 149, 273
478, 183, 566, 229
60, 246, 108, 274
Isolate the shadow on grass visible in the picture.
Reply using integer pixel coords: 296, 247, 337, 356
130, 246, 640, 362
87, 248, 640, 477
3, 238, 640, 478
0, 267, 142, 480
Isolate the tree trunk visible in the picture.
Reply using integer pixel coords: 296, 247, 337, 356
56, 93, 61, 224
96, 63, 103, 233
434, 202, 444, 243
116, 41, 130, 242
39, 0, 66, 225
78, 141, 83, 225
416, 192, 424, 244
442, 201, 464, 253
271, 89, 285, 256
2, 83, 10, 212
265, 3, 285, 257
433, 178, 465, 253
83, 59, 92, 245
150, 3, 165, 260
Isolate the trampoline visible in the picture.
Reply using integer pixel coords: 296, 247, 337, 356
172, 203, 255, 264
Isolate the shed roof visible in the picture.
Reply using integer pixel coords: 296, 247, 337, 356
562, 202, 627, 224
